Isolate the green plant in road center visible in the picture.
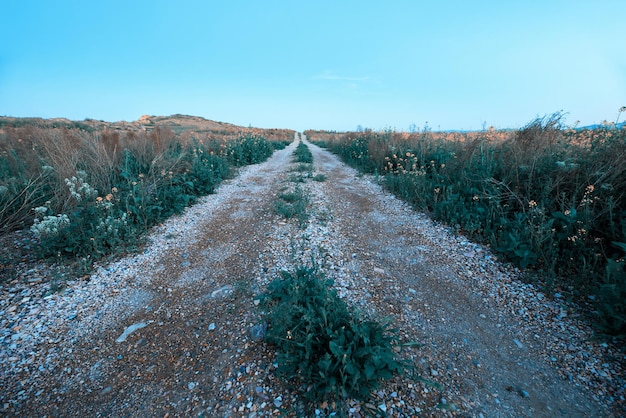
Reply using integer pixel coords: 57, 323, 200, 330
262, 267, 409, 412
312, 173, 327, 182
293, 141, 313, 164
274, 184, 310, 227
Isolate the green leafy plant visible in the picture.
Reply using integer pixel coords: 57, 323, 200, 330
293, 141, 313, 163
274, 185, 309, 227
318, 113, 626, 338
262, 267, 408, 412
226, 133, 274, 166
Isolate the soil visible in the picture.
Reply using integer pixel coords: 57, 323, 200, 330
1, 136, 623, 417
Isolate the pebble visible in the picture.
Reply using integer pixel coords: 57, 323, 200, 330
249, 323, 267, 342
116, 322, 147, 343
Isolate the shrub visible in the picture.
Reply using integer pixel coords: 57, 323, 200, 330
226, 133, 274, 166
262, 267, 407, 411
274, 185, 309, 227
322, 114, 626, 338
293, 141, 313, 163
0, 123, 279, 265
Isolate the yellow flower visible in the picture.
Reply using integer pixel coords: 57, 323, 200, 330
112, 187, 118, 193
96, 196, 103, 202
105, 194, 113, 201
528, 200, 537, 208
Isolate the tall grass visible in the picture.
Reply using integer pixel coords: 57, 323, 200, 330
308, 115, 626, 338
1, 124, 287, 262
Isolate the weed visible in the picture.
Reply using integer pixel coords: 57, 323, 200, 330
274, 185, 309, 227
318, 113, 626, 338
293, 141, 313, 164
1, 124, 279, 266
262, 267, 408, 412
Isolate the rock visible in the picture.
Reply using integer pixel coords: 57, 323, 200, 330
249, 323, 267, 342
518, 389, 529, 398
513, 339, 524, 349
188, 382, 196, 390
208, 323, 216, 331
116, 322, 147, 343
374, 267, 385, 275
210, 285, 233, 298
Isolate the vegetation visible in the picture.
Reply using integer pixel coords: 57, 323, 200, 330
308, 113, 626, 338
293, 140, 313, 163
0, 122, 290, 264
274, 185, 310, 227
262, 267, 408, 413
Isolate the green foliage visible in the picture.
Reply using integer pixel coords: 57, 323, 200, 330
328, 115, 626, 338
271, 140, 291, 151
274, 185, 309, 227
2, 123, 280, 270
226, 133, 274, 166
596, 257, 626, 338
293, 141, 313, 163
262, 267, 407, 411
312, 173, 327, 182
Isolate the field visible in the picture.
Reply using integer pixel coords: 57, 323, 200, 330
306, 114, 626, 338
0, 115, 624, 416
0, 115, 292, 265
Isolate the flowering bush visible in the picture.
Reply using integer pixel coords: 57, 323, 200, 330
323, 114, 626, 337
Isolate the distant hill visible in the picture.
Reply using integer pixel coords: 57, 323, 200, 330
577, 122, 626, 130
0, 114, 295, 141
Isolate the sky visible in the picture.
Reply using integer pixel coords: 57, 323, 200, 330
1, 1, 624, 132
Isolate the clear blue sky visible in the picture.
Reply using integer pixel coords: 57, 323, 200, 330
1, 1, 624, 132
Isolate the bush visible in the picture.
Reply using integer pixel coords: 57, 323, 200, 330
0, 125, 277, 264
262, 267, 407, 411
226, 133, 274, 166
293, 141, 313, 163
323, 114, 626, 338
274, 185, 309, 227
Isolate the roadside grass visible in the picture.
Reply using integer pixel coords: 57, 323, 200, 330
262, 266, 411, 414
307, 113, 626, 339
0, 124, 290, 267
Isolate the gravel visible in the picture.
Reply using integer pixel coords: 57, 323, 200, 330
1, 136, 624, 417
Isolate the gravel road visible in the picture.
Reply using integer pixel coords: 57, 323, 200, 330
1, 135, 624, 417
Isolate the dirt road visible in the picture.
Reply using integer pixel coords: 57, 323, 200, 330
1, 136, 623, 417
